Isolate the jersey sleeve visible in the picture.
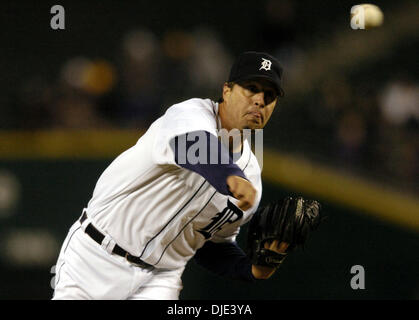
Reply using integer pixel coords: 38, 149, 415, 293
171, 131, 248, 195
152, 99, 218, 166
193, 240, 257, 282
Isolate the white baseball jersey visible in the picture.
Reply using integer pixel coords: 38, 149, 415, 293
85, 98, 262, 269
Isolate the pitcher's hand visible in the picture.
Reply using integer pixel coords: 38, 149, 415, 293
252, 241, 289, 279
226, 175, 256, 211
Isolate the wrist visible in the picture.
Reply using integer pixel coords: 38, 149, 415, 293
251, 264, 276, 280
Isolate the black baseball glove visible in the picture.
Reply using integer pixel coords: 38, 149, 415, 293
246, 196, 321, 268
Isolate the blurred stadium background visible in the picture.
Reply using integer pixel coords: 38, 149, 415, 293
0, 0, 418, 299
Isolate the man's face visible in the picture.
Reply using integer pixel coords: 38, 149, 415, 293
221, 78, 278, 130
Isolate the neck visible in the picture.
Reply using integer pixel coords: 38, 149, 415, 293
217, 101, 229, 130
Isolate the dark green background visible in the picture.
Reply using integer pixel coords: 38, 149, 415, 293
0, 160, 418, 300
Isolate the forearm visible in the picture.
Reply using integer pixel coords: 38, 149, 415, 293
251, 265, 276, 279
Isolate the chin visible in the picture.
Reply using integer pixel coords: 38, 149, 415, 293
245, 122, 263, 130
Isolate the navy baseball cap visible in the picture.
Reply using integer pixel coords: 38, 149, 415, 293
228, 51, 284, 97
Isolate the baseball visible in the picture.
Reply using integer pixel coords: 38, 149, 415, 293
351, 4, 384, 29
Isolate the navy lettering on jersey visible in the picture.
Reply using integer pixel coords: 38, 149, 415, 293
198, 199, 243, 239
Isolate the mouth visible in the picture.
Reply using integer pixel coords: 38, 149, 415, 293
246, 111, 263, 123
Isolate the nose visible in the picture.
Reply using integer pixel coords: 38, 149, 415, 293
253, 92, 265, 107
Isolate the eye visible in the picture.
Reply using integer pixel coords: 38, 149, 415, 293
246, 85, 259, 93
264, 90, 277, 105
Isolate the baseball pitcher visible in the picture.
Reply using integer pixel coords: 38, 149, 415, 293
52, 51, 321, 300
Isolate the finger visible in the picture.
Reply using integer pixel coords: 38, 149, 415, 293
238, 199, 251, 211
236, 193, 253, 210
227, 177, 237, 193
269, 240, 279, 250
278, 242, 289, 253
264, 240, 289, 253
234, 193, 244, 199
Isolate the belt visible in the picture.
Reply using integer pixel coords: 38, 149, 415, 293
80, 212, 154, 270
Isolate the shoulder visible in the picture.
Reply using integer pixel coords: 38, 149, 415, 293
165, 98, 217, 120
157, 98, 219, 137
161, 98, 218, 134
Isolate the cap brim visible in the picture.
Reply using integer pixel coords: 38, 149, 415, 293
233, 74, 284, 97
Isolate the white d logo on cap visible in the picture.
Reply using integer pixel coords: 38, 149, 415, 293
259, 58, 272, 71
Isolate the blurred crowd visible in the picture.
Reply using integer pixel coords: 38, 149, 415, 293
1, 0, 418, 193
291, 73, 419, 192
3, 27, 233, 130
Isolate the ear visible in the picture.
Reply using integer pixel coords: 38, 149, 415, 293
222, 83, 233, 101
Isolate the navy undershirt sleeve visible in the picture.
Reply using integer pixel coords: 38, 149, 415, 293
170, 131, 247, 195
194, 241, 257, 282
